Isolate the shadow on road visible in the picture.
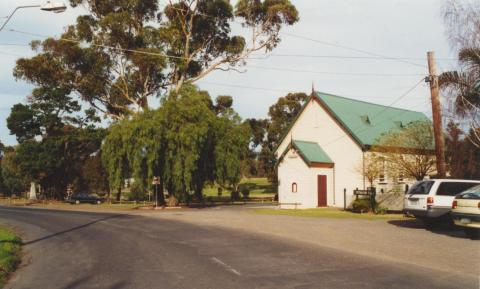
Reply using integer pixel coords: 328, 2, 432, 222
22, 214, 125, 246
388, 219, 472, 239
60, 276, 126, 289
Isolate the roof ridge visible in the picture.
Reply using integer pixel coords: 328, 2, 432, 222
314, 91, 425, 115
292, 139, 318, 144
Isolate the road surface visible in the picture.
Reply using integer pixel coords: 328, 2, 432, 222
0, 206, 477, 289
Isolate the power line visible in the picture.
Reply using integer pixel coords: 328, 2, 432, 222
3, 29, 430, 78
0, 43, 30, 47
163, 5, 433, 69
0, 50, 24, 57
280, 32, 428, 69
7, 28, 189, 60
246, 65, 426, 77
251, 53, 457, 61
198, 80, 430, 102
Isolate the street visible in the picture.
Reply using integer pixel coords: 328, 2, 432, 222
0, 206, 478, 289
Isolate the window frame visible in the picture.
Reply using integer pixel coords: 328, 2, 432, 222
291, 182, 298, 193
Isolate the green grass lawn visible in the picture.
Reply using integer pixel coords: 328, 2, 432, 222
0, 228, 21, 287
254, 207, 405, 220
203, 177, 276, 198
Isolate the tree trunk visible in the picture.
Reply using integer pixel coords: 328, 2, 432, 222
116, 186, 121, 201
157, 178, 166, 206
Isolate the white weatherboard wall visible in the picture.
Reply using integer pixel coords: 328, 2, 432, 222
276, 98, 364, 208
278, 149, 333, 208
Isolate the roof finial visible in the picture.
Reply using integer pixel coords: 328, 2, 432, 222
311, 81, 315, 95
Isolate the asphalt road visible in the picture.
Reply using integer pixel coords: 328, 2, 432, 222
0, 206, 477, 289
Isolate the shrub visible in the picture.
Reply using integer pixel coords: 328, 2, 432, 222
375, 206, 388, 215
351, 198, 372, 213
217, 187, 223, 197
241, 187, 250, 199
231, 190, 240, 201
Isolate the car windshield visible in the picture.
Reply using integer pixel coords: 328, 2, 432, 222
407, 181, 434, 195
456, 185, 480, 199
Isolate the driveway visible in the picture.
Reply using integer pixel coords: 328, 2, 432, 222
0, 206, 478, 289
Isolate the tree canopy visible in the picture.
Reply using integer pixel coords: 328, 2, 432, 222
14, 0, 299, 120
375, 121, 436, 181
101, 84, 249, 204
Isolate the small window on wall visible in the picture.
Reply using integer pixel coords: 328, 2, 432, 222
292, 182, 298, 193
379, 174, 385, 183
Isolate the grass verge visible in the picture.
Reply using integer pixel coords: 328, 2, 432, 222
254, 208, 405, 220
203, 177, 276, 198
0, 228, 21, 287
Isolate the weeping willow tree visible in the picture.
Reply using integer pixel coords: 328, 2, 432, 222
102, 84, 249, 205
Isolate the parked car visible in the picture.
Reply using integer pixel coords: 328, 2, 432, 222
403, 179, 480, 222
69, 192, 105, 204
451, 185, 480, 238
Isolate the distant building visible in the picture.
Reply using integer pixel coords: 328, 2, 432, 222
275, 91, 431, 209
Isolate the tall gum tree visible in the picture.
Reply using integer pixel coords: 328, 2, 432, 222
14, 0, 299, 120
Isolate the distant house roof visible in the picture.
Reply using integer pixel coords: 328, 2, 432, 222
314, 92, 430, 147
278, 140, 334, 168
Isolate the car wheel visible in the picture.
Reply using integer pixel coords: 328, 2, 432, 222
75, 200, 80, 205
464, 228, 480, 239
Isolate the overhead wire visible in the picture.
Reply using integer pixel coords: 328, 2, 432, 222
3, 29, 432, 78
280, 32, 428, 69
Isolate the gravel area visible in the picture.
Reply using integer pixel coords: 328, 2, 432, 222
144, 206, 480, 277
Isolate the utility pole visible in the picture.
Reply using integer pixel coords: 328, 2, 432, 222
427, 51, 446, 178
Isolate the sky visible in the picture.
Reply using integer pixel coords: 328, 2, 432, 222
0, 0, 458, 146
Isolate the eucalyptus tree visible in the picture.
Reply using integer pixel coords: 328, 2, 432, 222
13, 0, 299, 120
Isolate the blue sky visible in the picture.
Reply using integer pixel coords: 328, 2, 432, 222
0, 0, 458, 146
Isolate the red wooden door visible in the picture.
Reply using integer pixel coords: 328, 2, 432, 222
317, 175, 327, 207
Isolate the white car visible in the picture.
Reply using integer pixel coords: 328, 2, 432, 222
451, 185, 480, 238
403, 179, 480, 222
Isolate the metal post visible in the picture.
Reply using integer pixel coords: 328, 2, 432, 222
343, 188, 346, 210
155, 184, 158, 208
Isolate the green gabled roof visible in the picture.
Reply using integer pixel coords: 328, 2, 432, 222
292, 140, 333, 164
314, 91, 430, 147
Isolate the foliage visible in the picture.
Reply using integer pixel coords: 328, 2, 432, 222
81, 153, 109, 194
14, 0, 298, 119
254, 92, 308, 181
1, 151, 28, 197
445, 121, 480, 179
6, 128, 105, 199
355, 153, 383, 188
161, 85, 216, 202
214, 108, 250, 194
375, 206, 388, 215
375, 120, 436, 181
203, 177, 276, 198
441, 0, 480, 147
351, 198, 373, 213
240, 187, 250, 199
102, 84, 249, 204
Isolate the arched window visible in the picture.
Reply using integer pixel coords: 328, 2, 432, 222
292, 182, 298, 193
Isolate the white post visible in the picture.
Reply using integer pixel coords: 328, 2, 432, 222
29, 182, 37, 200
